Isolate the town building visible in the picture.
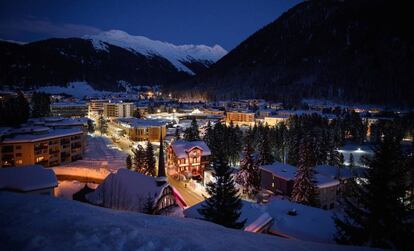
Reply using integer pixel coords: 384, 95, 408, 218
263, 114, 290, 126
167, 140, 211, 180
88, 99, 108, 115
0, 165, 58, 195
0, 126, 86, 168
103, 101, 135, 118
112, 118, 167, 142
260, 161, 339, 210
50, 102, 88, 118
226, 111, 255, 126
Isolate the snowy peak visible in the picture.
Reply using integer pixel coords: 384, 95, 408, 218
83, 30, 227, 74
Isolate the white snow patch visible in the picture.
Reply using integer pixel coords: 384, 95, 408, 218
83, 30, 228, 74
0, 192, 372, 251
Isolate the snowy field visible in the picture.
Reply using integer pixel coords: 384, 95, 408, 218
54, 180, 98, 200
0, 192, 375, 251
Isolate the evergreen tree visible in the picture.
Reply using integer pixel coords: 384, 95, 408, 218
142, 194, 156, 215
291, 138, 318, 207
144, 140, 156, 176
87, 119, 95, 134
132, 145, 146, 173
0, 91, 29, 127
157, 132, 166, 177
227, 122, 242, 166
16, 91, 30, 124
334, 135, 413, 249
31, 92, 50, 118
235, 142, 260, 197
98, 115, 107, 135
174, 126, 181, 140
203, 120, 213, 146
257, 125, 274, 165
126, 154, 132, 170
198, 151, 246, 229
183, 118, 200, 141
349, 153, 355, 167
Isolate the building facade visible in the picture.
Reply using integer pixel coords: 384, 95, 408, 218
260, 162, 339, 210
0, 126, 86, 168
113, 118, 167, 142
50, 102, 88, 118
167, 140, 211, 180
103, 102, 135, 118
226, 111, 255, 126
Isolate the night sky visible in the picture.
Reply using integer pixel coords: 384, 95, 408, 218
0, 0, 301, 50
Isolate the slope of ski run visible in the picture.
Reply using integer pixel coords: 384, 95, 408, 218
84, 30, 227, 74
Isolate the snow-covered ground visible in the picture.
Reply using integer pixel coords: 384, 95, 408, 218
38, 81, 114, 98
54, 180, 98, 200
84, 30, 227, 74
0, 192, 374, 251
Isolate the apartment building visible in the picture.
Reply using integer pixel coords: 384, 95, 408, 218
103, 102, 135, 118
0, 126, 86, 168
226, 111, 255, 126
50, 102, 88, 118
113, 118, 167, 142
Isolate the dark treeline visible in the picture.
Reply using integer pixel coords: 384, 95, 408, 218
0, 91, 51, 127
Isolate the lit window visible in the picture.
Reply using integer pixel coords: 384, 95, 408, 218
272, 182, 275, 188
16, 160, 23, 164
36, 156, 44, 162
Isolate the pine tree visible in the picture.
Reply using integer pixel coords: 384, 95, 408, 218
235, 142, 260, 197
16, 91, 30, 124
31, 92, 50, 118
174, 126, 181, 140
144, 140, 156, 176
203, 120, 213, 146
87, 119, 95, 134
132, 145, 146, 173
157, 132, 166, 177
126, 155, 132, 170
183, 118, 200, 141
334, 135, 413, 249
98, 115, 108, 135
257, 125, 274, 165
291, 139, 318, 207
198, 152, 246, 229
349, 153, 355, 167
142, 194, 156, 215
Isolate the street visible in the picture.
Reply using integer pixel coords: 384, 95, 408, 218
167, 176, 205, 207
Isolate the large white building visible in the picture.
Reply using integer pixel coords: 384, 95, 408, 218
103, 102, 135, 118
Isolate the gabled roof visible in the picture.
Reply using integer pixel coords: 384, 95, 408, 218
0, 165, 58, 192
170, 140, 211, 158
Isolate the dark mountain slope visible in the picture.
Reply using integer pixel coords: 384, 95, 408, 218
0, 38, 190, 90
186, 0, 414, 106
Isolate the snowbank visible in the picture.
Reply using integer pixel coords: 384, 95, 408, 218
0, 192, 373, 251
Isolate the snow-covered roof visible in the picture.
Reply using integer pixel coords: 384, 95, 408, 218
0, 165, 57, 192
1, 127, 83, 143
50, 102, 87, 107
170, 140, 211, 158
185, 198, 337, 244
0, 192, 366, 250
116, 117, 167, 128
260, 162, 339, 188
86, 169, 169, 212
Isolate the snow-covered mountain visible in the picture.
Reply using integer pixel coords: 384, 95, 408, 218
83, 30, 227, 74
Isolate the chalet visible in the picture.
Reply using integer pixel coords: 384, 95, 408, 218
0, 165, 58, 195
167, 140, 211, 180
260, 161, 340, 210
86, 169, 176, 214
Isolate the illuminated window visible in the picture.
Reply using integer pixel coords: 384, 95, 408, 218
16, 160, 23, 164
272, 182, 275, 188
36, 156, 45, 163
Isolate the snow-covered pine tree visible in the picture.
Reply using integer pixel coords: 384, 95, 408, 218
235, 142, 260, 197
334, 135, 412, 249
203, 120, 213, 147
198, 151, 246, 229
184, 118, 200, 141
132, 145, 146, 173
144, 140, 156, 176
98, 115, 108, 135
291, 138, 318, 207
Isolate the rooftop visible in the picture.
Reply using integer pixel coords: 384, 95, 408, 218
170, 140, 211, 158
1, 127, 83, 143
260, 162, 340, 188
0, 165, 58, 192
116, 117, 167, 128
